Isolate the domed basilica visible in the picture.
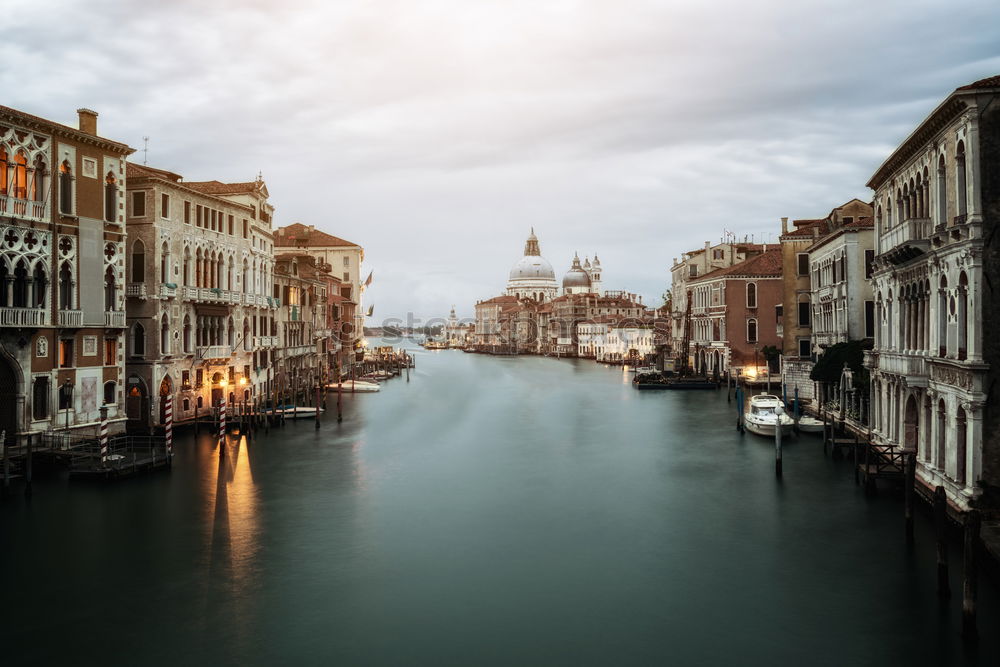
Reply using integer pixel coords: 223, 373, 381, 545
506, 230, 603, 301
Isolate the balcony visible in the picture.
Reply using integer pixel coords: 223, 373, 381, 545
0, 194, 47, 222
180, 287, 241, 305
1, 307, 49, 326
105, 310, 126, 328
879, 217, 930, 254
254, 335, 279, 348
197, 345, 233, 360
159, 283, 177, 299
58, 309, 83, 327
126, 283, 147, 299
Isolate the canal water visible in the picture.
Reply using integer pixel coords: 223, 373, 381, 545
2, 341, 998, 665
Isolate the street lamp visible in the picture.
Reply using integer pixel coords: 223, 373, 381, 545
63, 377, 73, 432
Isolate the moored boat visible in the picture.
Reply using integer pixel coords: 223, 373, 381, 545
275, 405, 324, 419
795, 415, 824, 433
326, 380, 381, 393
744, 394, 794, 437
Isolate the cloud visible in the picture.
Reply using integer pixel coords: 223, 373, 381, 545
6, 0, 999, 319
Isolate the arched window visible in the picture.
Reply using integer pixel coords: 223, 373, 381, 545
103, 381, 116, 405
133, 322, 145, 357
885, 195, 893, 228
938, 275, 948, 357
104, 171, 117, 222
746, 282, 757, 309
131, 240, 145, 283
31, 157, 46, 201
32, 263, 46, 308
227, 317, 235, 347
956, 406, 967, 486
183, 315, 192, 353
12, 259, 28, 308
160, 315, 170, 355
242, 259, 249, 293
956, 140, 967, 219
13, 152, 27, 199
227, 256, 234, 291
160, 242, 169, 283
104, 266, 117, 311
937, 154, 947, 225
0, 148, 7, 195
183, 247, 191, 286
59, 160, 73, 214
747, 318, 758, 343
195, 248, 203, 287
958, 272, 968, 360
936, 399, 947, 468
59, 261, 73, 309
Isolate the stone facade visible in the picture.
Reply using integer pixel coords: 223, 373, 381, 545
865, 75, 1000, 510
0, 106, 133, 444
124, 164, 277, 428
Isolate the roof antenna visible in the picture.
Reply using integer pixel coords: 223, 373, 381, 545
142, 136, 149, 165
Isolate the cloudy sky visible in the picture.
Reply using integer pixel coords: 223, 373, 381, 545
7, 0, 999, 323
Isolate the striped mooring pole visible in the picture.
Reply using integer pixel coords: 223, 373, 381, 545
99, 405, 109, 466
219, 400, 227, 454
164, 394, 173, 457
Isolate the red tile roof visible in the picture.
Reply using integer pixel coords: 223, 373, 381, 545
126, 162, 182, 182
693, 248, 783, 281
958, 74, 1000, 90
275, 223, 360, 248
844, 216, 874, 229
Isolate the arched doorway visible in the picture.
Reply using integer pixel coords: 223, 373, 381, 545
126, 375, 149, 430
903, 394, 919, 451
0, 355, 19, 447
211, 372, 224, 407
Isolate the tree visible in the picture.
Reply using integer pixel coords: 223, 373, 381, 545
809, 339, 872, 389
661, 288, 673, 312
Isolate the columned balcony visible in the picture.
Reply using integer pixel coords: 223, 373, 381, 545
1, 307, 49, 326
198, 345, 233, 360
126, 283, 147, 299
879, 217, 931, 253
0, 194, 47, 222
254, 335, 278, 348
58, 309, 83, 327
159, 283, 177, 299
873, 350, 928, 384
105, 310, 126, 328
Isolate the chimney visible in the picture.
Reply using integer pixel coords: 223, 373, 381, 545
781, 217, 788, 235
77, 108, 98, 135
307, 225, 315, 233
277, 227, 286, 236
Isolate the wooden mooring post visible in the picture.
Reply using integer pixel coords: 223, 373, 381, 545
963, 509, 980, 639
774, 406, 783, 478
1, 429, 8, 498
24, 434, 32, 497
935, 486, 950, 599
315, 385, 321, 430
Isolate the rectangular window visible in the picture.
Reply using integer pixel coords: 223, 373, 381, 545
182, 370, 190, 388
865, 300, 875, 338
798, 338, 812, 357
865, 249, 875, 279
196, 369, 204, 387
689, 265, 698, 278
797, 253, 809, 276
131, 191, 146, 217
712, 249, 724, 260
228, 215, 234, 235
243, 219, 249, 239
59, 339, 73, 368
32, 377, 49, 420
343, 272, 350, 282
184, 201, 191, 224
196, 205, 203, 227
797, 301, 810, 327
842, 216, 853, 225
161, 193, 169, 218
343, 256, 350, 267
104, 338, 116, 366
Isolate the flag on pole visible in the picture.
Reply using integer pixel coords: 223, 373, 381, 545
361, 271, 373, 291
366, 304, 374, 317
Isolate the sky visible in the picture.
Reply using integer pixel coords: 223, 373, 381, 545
6, 0, 1000, 324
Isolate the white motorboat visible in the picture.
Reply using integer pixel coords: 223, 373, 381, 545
744, 394, 794, 437
795, 415, 824, 433
275, 405, 324, 419
326, 380, 381, 393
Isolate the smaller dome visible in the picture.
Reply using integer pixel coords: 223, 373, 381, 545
562, 253, 591, 288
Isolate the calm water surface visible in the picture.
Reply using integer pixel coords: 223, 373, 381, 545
3, 340, 998, 665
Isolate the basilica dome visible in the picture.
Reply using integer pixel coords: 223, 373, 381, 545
509, 255, 556, 281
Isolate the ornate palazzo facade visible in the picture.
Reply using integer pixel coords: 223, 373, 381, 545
865, 76, 999, 510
